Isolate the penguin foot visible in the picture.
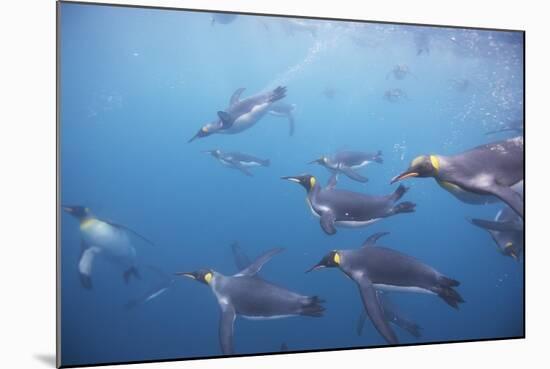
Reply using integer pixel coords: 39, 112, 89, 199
299, 296, 326, 317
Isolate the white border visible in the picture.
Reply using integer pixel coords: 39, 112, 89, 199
1, 1, 547, 368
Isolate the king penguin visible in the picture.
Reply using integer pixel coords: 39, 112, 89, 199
281, 174, 416, 235
468, 207, 524, 261
176, 248, 325, 354
63, 205, 154, 289
188, 86, 287, 142
391, 136, 524, 218
309, 150, 383, 183
307, 232, 464, 345
204, 149, 270, 177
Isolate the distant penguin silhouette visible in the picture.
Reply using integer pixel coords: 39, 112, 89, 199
211, 13, 238, 25
309, 150, 383, 183
204, 149, 270, 177
384, 88, 408, 103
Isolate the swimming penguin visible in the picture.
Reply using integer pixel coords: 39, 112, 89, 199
281, 174, 416, 235
306, 232, 464, 344
468, 207, 524, 261
188, 86, 287, 142
62, 205, 154, 289
309, 150, 383, 183
383, 88, 408, 103
211, 13, 238, 25
322, 87, 337, 99
413, 31, 430, 55
125, 266, 177, 310
357, 291, 422, 338
387, 64, 411, 80
176, 248, 325, 354
268, 102, 297, 136
204, 149, 270, 177
449, 78, 470, 92
390, 136, 524, 218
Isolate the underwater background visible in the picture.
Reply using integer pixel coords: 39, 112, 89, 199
59, 2, 524, 366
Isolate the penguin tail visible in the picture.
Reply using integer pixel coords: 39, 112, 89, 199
79, 274, 93, 290
391, 184, 409, 202
123, 267, 141, 285
269, 86, 287, 103
434, 276, 464, 309
374, 150, 384, 164
261, 159, 271, 167
300, 296, 326, 317
391, 201, 416, 215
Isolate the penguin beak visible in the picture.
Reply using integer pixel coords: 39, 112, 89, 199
175, 272, 197, 280
62, 205, 74, 213
307, 158, 323, 165
305, 262, 326, 273
281, 176, 302, 183
390, 170, 418, 184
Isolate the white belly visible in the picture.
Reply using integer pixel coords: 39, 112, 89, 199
374, 284, 435, 295
349, 160, 371, 169
80, 219, 136, 263
222, 103, 271, 134
239, 161, 261, 167
335, 219, 381, 228
242, 314, 295, 320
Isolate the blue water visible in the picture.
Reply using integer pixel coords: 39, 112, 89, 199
59, 3, 524, 367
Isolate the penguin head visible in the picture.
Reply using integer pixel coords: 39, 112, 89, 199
306, 251, 342, 272
176, 269, 214, 285
188, 122, 218, 143
502, 242, 520, 261
62, 205, 91, 220
203, 149, 222, 158
281, 174, 318, 193
308, 156, 328, 166
391, 155, 439, 183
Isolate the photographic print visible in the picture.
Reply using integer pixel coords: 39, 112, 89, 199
58, 1, 524, 367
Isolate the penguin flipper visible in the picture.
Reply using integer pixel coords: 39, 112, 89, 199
339, 167, 368, 183
326, 173, 339, 189
78, 244, 100, 290
356, 309, 367, 336
287, 111, 295, 136
320, 211, 337, 235
219, 303, 236, 355
233, 163, 253, 177
217, 111, 234, 129
361, 232, 390, 248
230, 241, 252, 271
379, 293, 422, 338
482, 184, 524, 219
467, 217, 523, 232
356, 275, 398, 345
234, 248, 284, 277
229, 88, 246, 106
